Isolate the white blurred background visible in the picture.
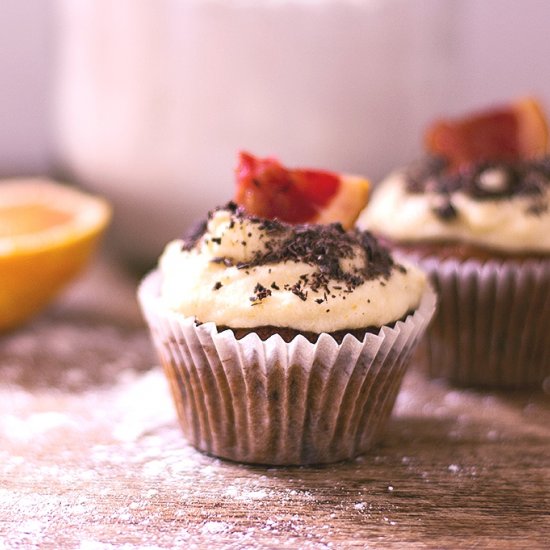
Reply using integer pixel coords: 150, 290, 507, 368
1, 0, 550, 266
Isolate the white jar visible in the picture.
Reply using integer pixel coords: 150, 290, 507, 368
52, 0, 455, 266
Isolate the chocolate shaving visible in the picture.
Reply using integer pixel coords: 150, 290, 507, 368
432, 199, 457, 220
290, 282, 308, 302
181, 219, 208, 251
250, 283, 272, 304
212, 257, 234, 267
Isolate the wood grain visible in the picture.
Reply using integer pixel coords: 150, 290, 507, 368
0, 261, 549, 549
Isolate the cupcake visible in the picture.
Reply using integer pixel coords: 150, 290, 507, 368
138, 153, 435, 465
357, 98, 550, 388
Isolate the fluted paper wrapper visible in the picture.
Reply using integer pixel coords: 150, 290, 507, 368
138, 271, 436, 465
407, 254, 550, 388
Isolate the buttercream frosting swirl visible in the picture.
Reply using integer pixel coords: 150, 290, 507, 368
357, 157, 550, 254
159, 204, 426, 332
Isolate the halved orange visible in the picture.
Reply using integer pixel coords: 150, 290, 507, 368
425, 97, 549, 171
0, 179, 111, 331
234, 151, 370, 228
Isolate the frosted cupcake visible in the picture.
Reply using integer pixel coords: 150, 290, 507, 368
358, 99, 550, 388
139, 202, 435, 465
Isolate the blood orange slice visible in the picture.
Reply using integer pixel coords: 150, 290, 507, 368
425, 97, 549, 171
234, 152, 370, 228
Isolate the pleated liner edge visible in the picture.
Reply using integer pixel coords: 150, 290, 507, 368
138, 270, 436, 465
410, 255, 550, 389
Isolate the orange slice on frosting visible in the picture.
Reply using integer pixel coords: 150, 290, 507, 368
425, 97, 549, 171
234, 151, 370, 229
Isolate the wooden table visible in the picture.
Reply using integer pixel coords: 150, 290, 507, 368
1, 260, 549, 549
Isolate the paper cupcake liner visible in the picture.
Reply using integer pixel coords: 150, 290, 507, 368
403, 253, 550, 388
138, 271, 436, 465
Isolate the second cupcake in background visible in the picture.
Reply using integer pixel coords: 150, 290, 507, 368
139, 152, 436, 465
358, 98, 550, 388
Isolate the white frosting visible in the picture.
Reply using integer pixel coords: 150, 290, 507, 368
357, 171, 550, 253
158, 209, 426, 332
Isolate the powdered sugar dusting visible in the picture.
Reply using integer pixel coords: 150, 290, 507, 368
1, 262, 549, 548
0, 263, 354, 547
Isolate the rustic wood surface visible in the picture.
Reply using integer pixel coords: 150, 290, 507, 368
1, 260, 549, 549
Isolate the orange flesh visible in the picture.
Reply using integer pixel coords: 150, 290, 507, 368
427, 111, 519, 169
425, 98, 549, 171
235, 151, 341, 224
0, 205, 73, 237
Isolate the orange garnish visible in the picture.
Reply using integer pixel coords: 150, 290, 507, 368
0, 179, 111, 330
234, 151, 370, 228
425, 97, 548, 171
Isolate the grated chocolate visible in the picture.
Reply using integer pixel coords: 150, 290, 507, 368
405, 155, 550, 219
183, 203, 401, 306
